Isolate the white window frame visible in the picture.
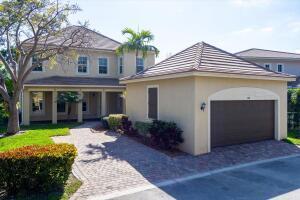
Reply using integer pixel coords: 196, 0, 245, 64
136, 57, 144, 73
31, 57, 44, 73
146, 85, 159, 120
31, 92, 45, 116
98, 57, 109, 75
77, 55, 89, 75
264, 63, 271, 70
57, 102, 68, 115
118, 56, 124, 75
277, 63, 284, 72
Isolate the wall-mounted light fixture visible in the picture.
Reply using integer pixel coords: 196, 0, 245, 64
200, 102, 206, 111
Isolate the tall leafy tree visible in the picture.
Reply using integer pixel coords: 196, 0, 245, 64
116, 27, 159, 70
0, 0, 90, 134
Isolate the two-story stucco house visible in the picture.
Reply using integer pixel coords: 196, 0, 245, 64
235, 48, 300, 88
21, 26, 155, 125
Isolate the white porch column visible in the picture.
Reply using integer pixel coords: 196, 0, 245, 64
23, 89, 30, 125
101, 91, 107, 116
97, 92, 101, 117
52, 90, 57, 124
77, 91, 83, 123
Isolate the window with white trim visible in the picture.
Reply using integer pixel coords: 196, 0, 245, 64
77, 56, 88, 73
264, 63, 271, 69
99, 58, 108, 74
277, 64, 284, 72
147, 86, 158, 119
119, 57, 123, 74
136, 58, 144, 73
31, 92, 44, 113
32, 56, 43, 72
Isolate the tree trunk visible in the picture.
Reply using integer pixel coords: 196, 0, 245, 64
7, 101, 20, 135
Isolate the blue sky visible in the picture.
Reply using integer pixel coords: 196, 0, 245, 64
69, 0, 300, 61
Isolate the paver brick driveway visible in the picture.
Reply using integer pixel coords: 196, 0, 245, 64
52, 122, 300, 200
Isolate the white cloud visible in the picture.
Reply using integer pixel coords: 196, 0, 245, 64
288, 22, 300, 33
230, 0, 272, 7
260, 27, 273, 32
233, 26, 273, 35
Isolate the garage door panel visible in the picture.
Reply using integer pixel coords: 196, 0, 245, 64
211, 100, 274, 148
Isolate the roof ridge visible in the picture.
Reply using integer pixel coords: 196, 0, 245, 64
236, 47, 300, 56
193, 42, 203, 70
203, 42, 289, 76
124, 42, 200, 79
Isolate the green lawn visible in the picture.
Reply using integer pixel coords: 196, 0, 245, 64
0, 123, 80, 152
284, 130, 300, 145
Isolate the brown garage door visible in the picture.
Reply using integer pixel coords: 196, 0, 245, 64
211, 100, 274, 148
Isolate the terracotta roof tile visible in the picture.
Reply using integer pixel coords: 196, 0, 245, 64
122, 42, 294, 81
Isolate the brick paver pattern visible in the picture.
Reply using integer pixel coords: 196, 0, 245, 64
52, 122, 300, 200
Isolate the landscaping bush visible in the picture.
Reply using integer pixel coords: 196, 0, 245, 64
148, 120, 184, 150
120, 116, 137, 136
107, 114, 127, 130
135, 121, 151, 137
0, 144, 77, 195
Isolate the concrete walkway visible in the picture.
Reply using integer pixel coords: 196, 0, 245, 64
52, 122, 300, 200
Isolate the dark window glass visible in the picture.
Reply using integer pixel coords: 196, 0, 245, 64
57, 102, 66, 113
148, 87, 158, 119
78, 56, 88, 73
99, 58, 108, 74
32, 56, 43, 71
136, 58, 144, 73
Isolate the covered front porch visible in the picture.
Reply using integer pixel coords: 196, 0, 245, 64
22, 87, 125, 125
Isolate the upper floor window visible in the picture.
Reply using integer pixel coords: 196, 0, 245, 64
277, 64, 284, 72
119, 57, 123, 74
77, 56, 88, 74
136, 58, 144, 73
99, 58, 108, 74
264, 63, 271, 70
32, 56, 43, 72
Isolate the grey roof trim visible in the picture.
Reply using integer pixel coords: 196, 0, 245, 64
235, 48, 300, 59
25, 76, 125, 87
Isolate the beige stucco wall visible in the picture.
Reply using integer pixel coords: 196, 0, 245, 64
125, 76, 288, 155
126, 77, 196, 154
26, 49, 155, 81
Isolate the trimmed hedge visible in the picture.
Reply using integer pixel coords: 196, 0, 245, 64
135, 121, 151, 136
107, 114, 127, 130
0, 144, 77, 194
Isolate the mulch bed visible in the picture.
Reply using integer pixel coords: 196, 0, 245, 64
90, 125, 186, 157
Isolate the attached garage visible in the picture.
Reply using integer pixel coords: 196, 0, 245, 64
121, 42, 295, 155
211, 100, 274, 148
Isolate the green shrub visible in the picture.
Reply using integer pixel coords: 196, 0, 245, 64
108, 114, 127, 130
135, 121, 151, 136
0, 144, 77, 195
149, 120, 184, 150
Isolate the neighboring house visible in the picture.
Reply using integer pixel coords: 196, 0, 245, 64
121, 42, 295, 155
22, 26, 155, 125
235, 48, 300, 88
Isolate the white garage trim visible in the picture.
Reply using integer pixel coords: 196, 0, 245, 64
207, 87, 280, 152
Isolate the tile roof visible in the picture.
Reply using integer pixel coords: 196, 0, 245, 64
122, 42, 294, 81
235, 48, 300, 59
25, 76, 124, 87
27, 26, 121, 51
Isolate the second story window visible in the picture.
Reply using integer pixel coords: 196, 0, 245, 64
78, 56, 88, 74
99, 58, 108, 74
119, 57, 123, 74
32, 56, 43, 72
277, 64, 284, 72
264, 64, 271, 69
136, 58, 144, 73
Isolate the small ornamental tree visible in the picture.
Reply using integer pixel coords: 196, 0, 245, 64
57, 91, 81, 121
0, 0, 90, 134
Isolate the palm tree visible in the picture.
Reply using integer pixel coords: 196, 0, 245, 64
116, 28, 159, 72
